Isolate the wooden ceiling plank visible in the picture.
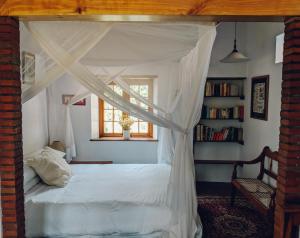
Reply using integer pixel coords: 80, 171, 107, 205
0, 0, 299, 17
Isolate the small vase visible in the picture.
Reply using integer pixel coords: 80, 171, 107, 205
123, 130, 130, 140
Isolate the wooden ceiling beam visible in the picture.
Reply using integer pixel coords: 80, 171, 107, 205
0, 0, 299, 19
18, 15, 284, 23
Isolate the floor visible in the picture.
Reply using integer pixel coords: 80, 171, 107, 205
196, 182, 232, 196
196, 182, 274, 238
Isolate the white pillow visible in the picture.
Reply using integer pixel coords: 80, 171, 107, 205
24, 176, 40, 194
24, 164, 37, 185
23, 149, 44, 192
24, 149, 44, 161
25, 148, 72, 187
44, 146, 66, 158
23, 164, 41, 193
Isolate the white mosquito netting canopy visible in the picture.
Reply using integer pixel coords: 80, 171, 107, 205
21, 21, 216, 238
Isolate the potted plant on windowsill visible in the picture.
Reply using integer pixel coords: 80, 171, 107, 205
119, 115, 134, 140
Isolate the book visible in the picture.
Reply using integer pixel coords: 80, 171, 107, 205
230, 84, 239, 96
205, 82, 241, 97
201, 105, 244, 120
194, 124, 243, 142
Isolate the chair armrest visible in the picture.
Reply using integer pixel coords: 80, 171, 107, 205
231, 159, 262, 179
231, 146, 269, 180
234, 157, 265, 166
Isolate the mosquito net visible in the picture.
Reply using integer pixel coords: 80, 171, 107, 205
21, 21, 216, 238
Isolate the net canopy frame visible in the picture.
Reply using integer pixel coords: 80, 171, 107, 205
21, 20, 216, 238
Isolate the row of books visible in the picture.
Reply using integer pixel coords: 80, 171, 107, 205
194, 124, 243, 142
205, 82, 240, 97
201, 105, 244, 120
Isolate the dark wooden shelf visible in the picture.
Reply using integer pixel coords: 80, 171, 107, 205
201, 118, 244, 122
194, 159, 243, 165
205, 95, 245, 100
207, 77, 247, 81
194, 140, 244, 145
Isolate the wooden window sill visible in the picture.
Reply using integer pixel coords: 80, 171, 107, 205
194, 159, 243, 165
90, 137, 158, 142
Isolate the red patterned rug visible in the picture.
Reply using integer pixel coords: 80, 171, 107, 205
198, 196, 273, 238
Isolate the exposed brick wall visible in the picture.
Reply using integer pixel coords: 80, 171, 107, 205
274, 17, 300, 238
0, 17, 25, 238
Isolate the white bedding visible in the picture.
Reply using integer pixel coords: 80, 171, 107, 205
25, 164, 172, 238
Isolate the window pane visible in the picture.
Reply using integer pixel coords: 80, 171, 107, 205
114, 110, 122, 121
101, 80, 152, 137
131, 122, 139, 133
115, 86, 123, 96
104, 102, 113, 109
114, 123, 122, 133
104, 122, 113, 133
140, 85, 148, 98
130, 97, 137, 105
130, 116, 139, 122
104, 110, 113, 121
130, 85, 139, 93
140, 103, 148, 110
140, 122, 148, 133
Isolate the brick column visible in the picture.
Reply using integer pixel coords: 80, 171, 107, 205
275, 17, 300, 238
0, 17, 25, 237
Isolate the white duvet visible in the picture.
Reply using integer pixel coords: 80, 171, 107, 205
25, 164, 172, 238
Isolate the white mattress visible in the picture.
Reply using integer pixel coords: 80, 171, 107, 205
25, 164, 172, 238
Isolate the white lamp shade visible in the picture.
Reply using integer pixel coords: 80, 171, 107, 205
220, 22, 250, 63
220, 49, 250, 63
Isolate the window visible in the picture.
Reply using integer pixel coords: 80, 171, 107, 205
99, 78, 153, 138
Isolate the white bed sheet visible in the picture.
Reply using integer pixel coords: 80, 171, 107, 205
25, 164, 172, 238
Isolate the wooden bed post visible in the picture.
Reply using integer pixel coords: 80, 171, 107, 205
0, 17, 25, 238
275, 17, 300, 238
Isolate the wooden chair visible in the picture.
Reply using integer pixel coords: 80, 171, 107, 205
231, 146, 278, 216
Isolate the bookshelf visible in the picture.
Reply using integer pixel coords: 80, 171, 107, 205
204, 77, 245, 98
194, 77, 245, 145
202, 118, 244, 122
194, 140, 244, 145
205, 95, 245, 100
206, 77, 246, 81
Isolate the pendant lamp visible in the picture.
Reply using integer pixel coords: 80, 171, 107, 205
220, 22, 250, 63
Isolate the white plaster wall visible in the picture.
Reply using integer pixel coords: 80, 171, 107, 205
240, 22, 284, 178
11, 20, 290, 238
208, 22, 248, 77
195, 22, 248, 182
24, 22, 284, 179
51, 62, 178, 163
22, 90, 48, 155
21, 34, 49, 155
195, 22, 284, 182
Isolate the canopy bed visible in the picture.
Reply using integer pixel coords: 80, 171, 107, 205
20, 21, 216, 237
25, 163, 171, 237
